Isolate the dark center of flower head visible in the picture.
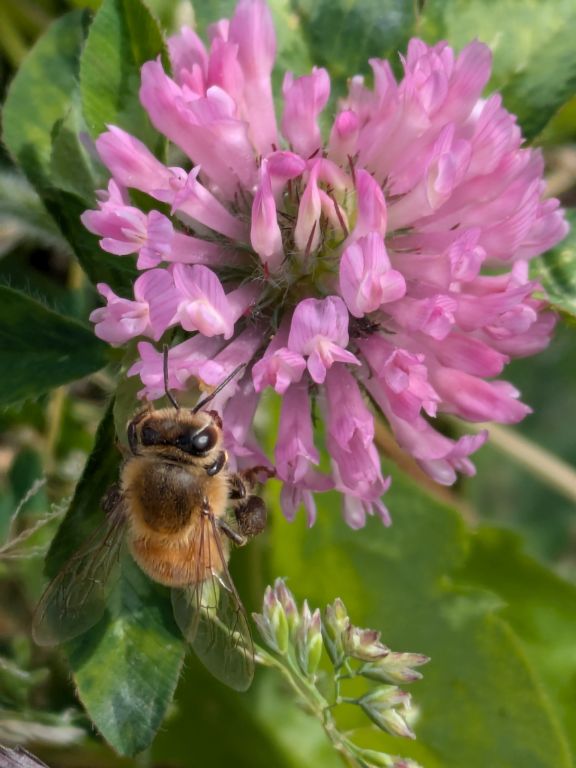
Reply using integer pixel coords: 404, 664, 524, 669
83, 0, 567, 529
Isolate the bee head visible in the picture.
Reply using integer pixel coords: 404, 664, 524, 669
127, 408, 223, 462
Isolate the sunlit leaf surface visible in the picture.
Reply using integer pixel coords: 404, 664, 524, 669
0, 286, 108, 407
419, 0, 576, 140
532, 210, 576, 318
80, 0, 167, 154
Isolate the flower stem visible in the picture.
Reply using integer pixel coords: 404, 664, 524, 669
255, 644, 365, 768
466, 421, 576, 505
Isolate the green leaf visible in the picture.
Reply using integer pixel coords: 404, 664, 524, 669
500, 20, 576, 141
270, 0, 314, 78
2, 11, 89, 192
69, 558, 185, 756
45, 405, 186, 756
151, 659, 341, 768
532, 209, 576, 318
460, 526, 576, 760
419, 0, 576, 141
267, 473, 572, 768
538, 95, 576, 146
292, 0, 416, 90
80, 0, 167, 154
1, 10, 138, 294
0, 172, 66, 258
0, 286, 108, 407
50, 101, 105, 203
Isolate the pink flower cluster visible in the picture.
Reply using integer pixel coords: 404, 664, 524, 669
82, 0, 567, 528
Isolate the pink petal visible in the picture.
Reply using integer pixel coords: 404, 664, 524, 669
252, 347, 306, 393
294, 163, 321, 254
172, 167, 248, 241
328, 109, 359, 163
95, 126, 174, 192
134, 269, 179, 339
281, 67, 330, 158
229, 0, 278, 154
288, 296, 351, 353
172, 263, 235, 338
353, 170, 387, 238
431, 367, 531, 424
251, 160, 284, 269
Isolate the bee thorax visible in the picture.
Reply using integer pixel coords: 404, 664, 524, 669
122, 459, 204, 534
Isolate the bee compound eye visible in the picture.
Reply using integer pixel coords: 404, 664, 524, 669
172, 426, 217, 455
141, 425, 161, 446
191, 427, 216, 452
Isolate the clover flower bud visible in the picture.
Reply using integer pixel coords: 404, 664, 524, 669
342, 624, 390, 662
253, 584, 289, 654
358, 686, 415, 739
273, 578, 300, 637
253, 582, 427, 767
357, 749, 423, 768
296, 601, 323, 676
391, 761, 423, 768
360, 652, 430, 684
323, 597, 349, 665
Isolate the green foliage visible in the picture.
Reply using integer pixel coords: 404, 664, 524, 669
539, 95, 576, 145
418, 0, 576, 141
0, 173, 65, 258
2, 10, 138, 293
532, 209, 576, 318
0, 286, 108, 407
151, 659, 342, 768
291, 0, 416, 88
80, 0, 167, 154
69, 558, 185, 756
2, 12, 88, 193
460, 526, 576, 757
267, 475, 573, 768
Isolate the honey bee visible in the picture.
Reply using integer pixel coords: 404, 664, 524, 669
33, 358, 272, 691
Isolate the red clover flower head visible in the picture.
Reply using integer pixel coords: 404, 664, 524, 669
82, 0, 568, 528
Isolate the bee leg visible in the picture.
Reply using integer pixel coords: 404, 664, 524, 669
228, 466, 274, 499
234, 495, 267, 539
227, 472, 247, 501
227, 470, 269, 539
216, 517, 247, 547
241, 465, 276, 488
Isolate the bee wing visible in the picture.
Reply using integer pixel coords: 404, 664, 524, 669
171, 511, 254, 692
32, 497, 126, 646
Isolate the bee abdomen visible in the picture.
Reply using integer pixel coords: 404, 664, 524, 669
128, 533, 222, 588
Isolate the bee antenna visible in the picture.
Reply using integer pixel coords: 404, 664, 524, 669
192, 363, 246, 413
163, 344, 180, 410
